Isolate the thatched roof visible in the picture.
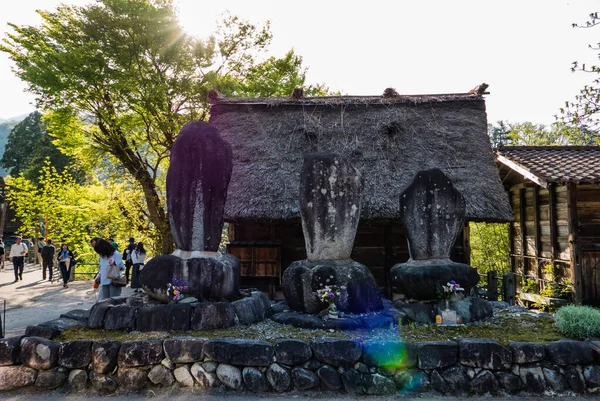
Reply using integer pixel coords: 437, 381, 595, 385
209, 93, 513, 223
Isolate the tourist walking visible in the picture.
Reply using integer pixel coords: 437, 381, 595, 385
94, 239, 125, 299
0, 239, 5, 271
130, 242, 146, 292
58, 243, 75, 288
9, 236, 28, 282
41, 239, 56, 281
36, 237, 45, 267
124, 237, 136, 285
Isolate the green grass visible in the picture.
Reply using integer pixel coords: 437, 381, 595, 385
57, 311, 565, 345
555, 305, 600, 339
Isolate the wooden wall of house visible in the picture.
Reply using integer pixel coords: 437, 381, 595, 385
576, 184, 600, 304
229, 220, 468, 295
508, 182, 572, 284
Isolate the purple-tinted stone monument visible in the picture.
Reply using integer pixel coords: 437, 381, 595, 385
391, 168, 480, 300
282, 153, 383, 314
140, 121, 240, 303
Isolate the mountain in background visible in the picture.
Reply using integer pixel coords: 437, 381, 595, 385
0, 114, 28, 176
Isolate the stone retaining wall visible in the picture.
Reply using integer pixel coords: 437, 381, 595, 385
2, 336, 600, 395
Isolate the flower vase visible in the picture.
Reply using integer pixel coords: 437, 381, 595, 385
444, 299, 450, 311
328, 310, 339, 319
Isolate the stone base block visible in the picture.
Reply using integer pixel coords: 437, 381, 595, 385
282, 259, 383, 314
139, 254, 240, 303
391, 260, 479, 300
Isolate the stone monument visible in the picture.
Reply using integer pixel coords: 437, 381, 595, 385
282, 153, 383, 314
391, 168, 480, 300
140, 121, 240, 303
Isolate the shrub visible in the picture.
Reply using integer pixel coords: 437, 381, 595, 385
555, 305, 600, 339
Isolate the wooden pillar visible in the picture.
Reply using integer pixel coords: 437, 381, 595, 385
463, 223, 471, 266
519, 188, 527, 276
487, 271, 499, 301
533, 186, 541, 278
548, 183, 558, 263
567, 183, 582, 304
508, 190, 515, 273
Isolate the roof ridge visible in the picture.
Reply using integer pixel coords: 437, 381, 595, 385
497, 145, 600, 152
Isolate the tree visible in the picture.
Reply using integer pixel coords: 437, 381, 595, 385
487, 121, 597, 146
469, 222, 510, 275
1, 0, 329, 252
1, 111, 85, 183
560, 12, 600, 137
488, 120, 511, 147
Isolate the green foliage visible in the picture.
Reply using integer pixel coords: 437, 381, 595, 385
555, 305, 600, 339
5, 160, 154, 264
1, 0, 330, 252
0, 121, 18, 175
488, 121, 597, 146
1, 111, 85, 183
469, 222, 510, 275
522, 278, 539, 294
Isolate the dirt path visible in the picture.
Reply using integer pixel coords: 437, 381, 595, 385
0, 261, 133, 337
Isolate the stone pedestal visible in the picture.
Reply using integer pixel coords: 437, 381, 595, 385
140, 253, 240, 304
283, 259, 383, 314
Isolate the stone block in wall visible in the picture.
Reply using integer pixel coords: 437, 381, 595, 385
271, 312, 325, 329
274, 339, 312, 366
318, 364, 342, 390
68, 369, 88, 391
233, 296, 266, 325
148, 364, 175, 387
543, 366, 569, 392
58, 340, 93, 369
266, 363, 291, 392
0, 336, 23, 366
88, 302, 113, 329
417, 341, 457, 370
292, 367, 319, 391
34, 368, 67, 390
519, 364, 545, 394
20, 337, 59, 370
393, 369, 430, 393
545, 340, 593, 366
118, 367, 148, 390
104, 305, 136, 330
191, 362, 219, 388
588, 340, 600, 364
89, 371, 118, 393
243, 367, 270, 392
91, 340, 121, 374
173, 365, 195, 387
163, 337, 205, 364
311, 338, 362, 368
431, 369, 449, 393
458, 339, 511, 370
565, 365, 586, 393
0, 366, 37, 391
25, 318, 84, 340
362, 340, 417, 369
60, 309, 90, 322
203, 339, 274, 367
495, 371, 522, 393
216, 363, 242, 390
341, 368, 362, 394
363, 373, 396, 395
470, 370, 498, 394
191, 302, 235, 330
393, 301, 436, 323
440, 365, 470, 394
508, 341, 545, 364
118, 340, 165, 368
584, 365, 600, 388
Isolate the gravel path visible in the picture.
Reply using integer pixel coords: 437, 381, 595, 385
0, 261, 133, 337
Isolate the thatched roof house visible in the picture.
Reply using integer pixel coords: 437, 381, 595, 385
209, 93, 511, 294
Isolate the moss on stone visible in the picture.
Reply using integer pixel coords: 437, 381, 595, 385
57, 312, 565, 345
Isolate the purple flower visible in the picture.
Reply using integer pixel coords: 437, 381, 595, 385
328, 293, 335, 299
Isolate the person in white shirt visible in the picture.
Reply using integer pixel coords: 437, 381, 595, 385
130, 242, 146, 293
93, 239, 125, 299
9, 236, 28, 282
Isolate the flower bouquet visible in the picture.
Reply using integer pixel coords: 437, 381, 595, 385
438, 280, 464, 309
167, 275, 189, 302
313, 285, 341, 319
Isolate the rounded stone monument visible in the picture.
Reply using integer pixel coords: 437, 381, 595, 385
282, 153, 383, 314
140, 121, 240, 303
390, 168, 480, 300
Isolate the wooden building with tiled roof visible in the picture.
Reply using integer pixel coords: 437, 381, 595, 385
495, 146, 600, 305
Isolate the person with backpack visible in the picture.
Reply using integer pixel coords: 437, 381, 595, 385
41, 239, 56, 281
130, 242, 146, 292
58, 243, 75, 288
36, 237, 45, 267
94, 239, 125, 299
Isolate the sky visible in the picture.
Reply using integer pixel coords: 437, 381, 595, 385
0, 0, 599, 126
